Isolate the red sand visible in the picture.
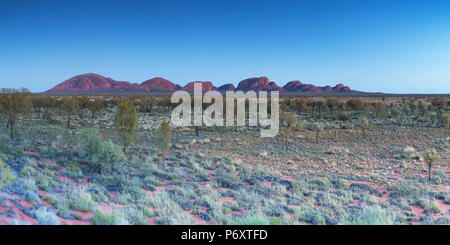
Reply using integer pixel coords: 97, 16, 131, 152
25, 151, 41, 157
219, 197, 236, 205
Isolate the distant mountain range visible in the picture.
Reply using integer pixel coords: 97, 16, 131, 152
45, 73, 362, 94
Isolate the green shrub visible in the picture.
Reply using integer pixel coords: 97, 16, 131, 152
76, 128, 125, 173
114, 100, 138, 151
0, 160, 14, 188
156, 121, 171, 154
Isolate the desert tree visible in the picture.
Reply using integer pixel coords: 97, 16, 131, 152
423, 149, 439, 181
31, 96, 46, 118
326, 98, 339, 115
362, 102, 372, 116
315, 100, 326, 114
374, 102, 387, 118
156, 121, 171, 155
417, 101, 428, 116
312, 122, 324, 143
87, 99, 104, 125
442, 113, 450, 129
77, 95, 90, 121
138, 97, 156, 115
431, 97, 447, 110
280, 113, 303, 150
114, 100, 138, 151
360, 117, 369, 138
346, 98, 363, 113
0, 88, 32, 139
61, 97, 80, 128
293, 97, 308, 115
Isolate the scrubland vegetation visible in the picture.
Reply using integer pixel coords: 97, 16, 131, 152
0, 90, 449, 225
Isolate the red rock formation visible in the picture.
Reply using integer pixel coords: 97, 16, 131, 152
217, 83, 235, 92
183, 81, 215, 93
139, 77, 180, 92
46, 73, 359, 94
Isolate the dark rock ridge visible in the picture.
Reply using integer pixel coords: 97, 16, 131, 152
45, 73, 361, 94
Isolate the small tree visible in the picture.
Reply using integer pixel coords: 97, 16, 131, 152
61, 97, 80, 128
312, 122, 324, 143
431, 97, 447, 110
32, 96, 46, 118
87, 99, 104, 125
77, 95, 90, 121
360, 117, 369, 138
442, 113, 450, 129
114, 100, 138, 151
156, 121, 171, 155
280, 113, 302, 150
138, 97, 156, 115
346, 98, 363, 113
374, 102, 387, 118
326, 98, 339, 115
423, 149, 439, 181
0, 88, 32, 139
293, 98, 308, 115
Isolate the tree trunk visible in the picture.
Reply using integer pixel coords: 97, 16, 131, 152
285, 134, 288, 150
10, 121, 14, 139
428, 164, 431, 180
316, 131, 319, 143
67, 114, 71, 128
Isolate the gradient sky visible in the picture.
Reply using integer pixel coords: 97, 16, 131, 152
1, 0, 449, 93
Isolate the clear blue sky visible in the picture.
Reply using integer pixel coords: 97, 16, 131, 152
1, 0, 449, 93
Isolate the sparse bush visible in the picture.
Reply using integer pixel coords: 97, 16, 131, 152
360, 117, 369, 138
76, 128, 125, 173
312, 122, 324, 143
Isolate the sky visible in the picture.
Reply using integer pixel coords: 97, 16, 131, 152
1, 0, 450, 93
